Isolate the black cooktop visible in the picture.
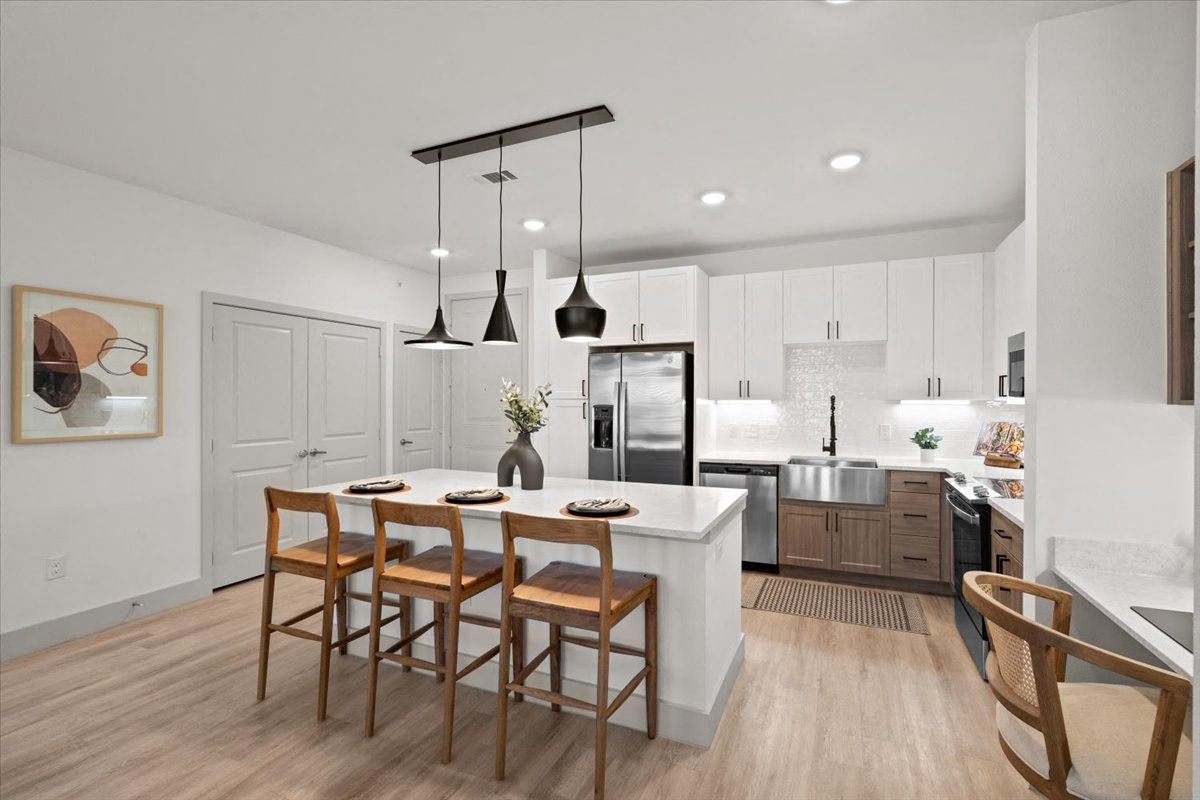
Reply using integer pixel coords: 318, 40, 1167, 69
1131, 606, 1193, 653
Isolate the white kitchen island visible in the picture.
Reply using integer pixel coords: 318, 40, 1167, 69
305, 468, 747, 748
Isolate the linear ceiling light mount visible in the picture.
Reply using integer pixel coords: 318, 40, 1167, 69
411, 106, 614, 164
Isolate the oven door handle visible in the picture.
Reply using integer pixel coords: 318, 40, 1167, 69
947, 494, 980, 524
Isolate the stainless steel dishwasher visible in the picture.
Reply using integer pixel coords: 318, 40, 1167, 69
699, 462, 778, 573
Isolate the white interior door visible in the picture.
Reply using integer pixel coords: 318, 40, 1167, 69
307, 319, 381, 487
886, 258, 935, 399
448, 293, 527, 472
708, 275, 746, 400
834, 261, 888, 342
394, 327, 443, 472
212, 305, 310, 587
783, 266, 834, 343
744, 271, 784, 400
933, 253, 985, 399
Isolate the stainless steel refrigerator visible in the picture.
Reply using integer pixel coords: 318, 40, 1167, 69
588, 350, 693, 485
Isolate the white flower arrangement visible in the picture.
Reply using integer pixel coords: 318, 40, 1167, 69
499, 379, 551, 434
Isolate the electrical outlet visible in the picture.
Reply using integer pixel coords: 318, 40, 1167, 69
879, 423, 893, 441
45, 556, 66, 581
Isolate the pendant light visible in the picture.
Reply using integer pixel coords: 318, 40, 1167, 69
481, 137, 518, 345
555, 116, 607, 342
405, 152, 472, 350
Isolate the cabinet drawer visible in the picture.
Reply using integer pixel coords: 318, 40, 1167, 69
888, 470, 941, 494
889, 492, 940, 537
991, 515, 1023, 558
889, 534, 940, 580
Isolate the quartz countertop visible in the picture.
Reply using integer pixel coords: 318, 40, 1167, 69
307, 468, 747, 543
699, 451, 1023, 479
1051, 537, 1193, 677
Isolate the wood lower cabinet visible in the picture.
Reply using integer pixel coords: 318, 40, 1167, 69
779, 503, 831, 569
990, 508, 1025, 613
831, 509, 888, 575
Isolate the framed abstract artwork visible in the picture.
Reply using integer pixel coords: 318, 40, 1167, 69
12, 285, 163, 443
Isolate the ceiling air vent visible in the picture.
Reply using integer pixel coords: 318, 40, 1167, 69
475, 169, 517, 185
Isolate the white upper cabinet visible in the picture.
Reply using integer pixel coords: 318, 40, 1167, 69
708, 275, 745, 400
709, 272, 783, 401
743, 272, 785, 400
547, 276, 589, 398
584, 266, 700, 345
638, 266, 695, 343
833, 262, 888, 342
886, 258, 936, 399
783, 267, 834, 343
992, 223, 1025, 398
783, 263, 887, 343
933, 253, 984, 399
587, 272, 640, 345
886, 254, 985, 400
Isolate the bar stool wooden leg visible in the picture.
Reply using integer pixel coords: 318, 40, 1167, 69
433, 602, 446, 684
336, 577, 349, 656
440, 601, 461, 763
645, 582, 657, 740
549, 623, 562, 713
495, 608, 513, 780
594, 625, 611, 800
316, 575, 337, 721
256, 568, 276, 702
365, 579, 383, 737
512, 559, 525, 703
400, 593, 413, 673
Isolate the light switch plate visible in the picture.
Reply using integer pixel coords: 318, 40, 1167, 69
879, 423, 893, 441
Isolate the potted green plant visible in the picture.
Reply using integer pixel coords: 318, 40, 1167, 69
910, 426, 942, 464
497, 379, 551, 490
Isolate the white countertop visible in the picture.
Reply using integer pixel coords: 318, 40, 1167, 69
307, 468, 747, 543
1051, 537, 1193, 677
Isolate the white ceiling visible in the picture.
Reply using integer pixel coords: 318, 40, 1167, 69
0, 0, 1114, 275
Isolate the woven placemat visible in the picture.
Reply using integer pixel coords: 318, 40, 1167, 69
342, 484, 411, 497
742, 574, 929, 635
437, 493, 510, 507
558, 506, 640, 520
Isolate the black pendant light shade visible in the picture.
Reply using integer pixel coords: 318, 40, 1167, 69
482, 138, 518, 345
555, 116, 606, 342
406, 153, 473, 350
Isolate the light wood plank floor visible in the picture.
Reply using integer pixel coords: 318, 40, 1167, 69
0, 574, 1033, 800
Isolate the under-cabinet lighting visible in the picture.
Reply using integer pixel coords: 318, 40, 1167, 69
898, 399, 971, 406
716, 399, 773, 404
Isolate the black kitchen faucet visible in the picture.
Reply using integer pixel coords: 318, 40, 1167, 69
821, 394, 837, 457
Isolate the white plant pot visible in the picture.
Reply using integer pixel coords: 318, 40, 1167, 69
919, 448, 936, 464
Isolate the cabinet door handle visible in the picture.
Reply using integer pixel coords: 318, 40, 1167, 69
996, 553, 1010, 574
581, 379, 586, 396
632, 323, 637, 341
927, 377, 932, 397
903, 555, 928, 562
998, 374, 1008, 397
827, 321, 831, 340
903, 480, 927, 485
993, 528, 1012, 540
825, 510, 831, 530
746, 380, 751, 397
738, 380, 742, 398
582, 401, 587, 419
836, 320, 840, 339
902, 513, 928, 518
640, 323, 645, 341
834, 513, 839, 533
937, 377, 942, 397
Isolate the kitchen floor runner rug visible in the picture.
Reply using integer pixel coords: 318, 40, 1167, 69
742, 574, 929, 635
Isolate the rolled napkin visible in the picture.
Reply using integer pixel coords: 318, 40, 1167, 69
572, 498, 628, 511
346, 478, 406, 494
444, 488, 503, 503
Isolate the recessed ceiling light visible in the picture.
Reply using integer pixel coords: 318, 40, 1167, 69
700, 191, 727, 205
826, 0, 853, 5
430, 246, 450, 258
522, 218, 546, 231
828, 151, 863, 170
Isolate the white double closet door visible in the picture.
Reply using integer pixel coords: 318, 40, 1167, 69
212, 305, 381, 587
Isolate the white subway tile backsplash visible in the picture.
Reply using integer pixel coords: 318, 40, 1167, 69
712, 343, 1024, 458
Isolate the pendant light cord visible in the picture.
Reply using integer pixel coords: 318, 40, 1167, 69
578, 116, 584, 278
436, 151, 443, 304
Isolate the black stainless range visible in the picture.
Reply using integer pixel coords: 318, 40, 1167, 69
949, 488, 993, 678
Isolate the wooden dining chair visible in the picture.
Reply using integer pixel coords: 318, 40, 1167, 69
495, 511, 657, 800
366, 499, 524, 763
257, 487, 408, 721
963, 571, 1192, 800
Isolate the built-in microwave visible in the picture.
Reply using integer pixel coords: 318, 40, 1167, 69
1000, 332, 1025, 398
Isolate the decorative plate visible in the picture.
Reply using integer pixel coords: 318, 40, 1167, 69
566, 498, 631, 517
346, 479, 406, 494
444, 488, 503, 504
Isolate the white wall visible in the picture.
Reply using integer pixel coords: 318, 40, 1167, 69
0, 148, 436, 641
1025, 0, 1195, 593
991, 221, 1025, 384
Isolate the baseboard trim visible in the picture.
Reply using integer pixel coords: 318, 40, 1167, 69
0, 578, 211, 662
352, 631, 745, 749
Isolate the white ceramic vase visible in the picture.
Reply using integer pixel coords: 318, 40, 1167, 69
919, 448, 936, 464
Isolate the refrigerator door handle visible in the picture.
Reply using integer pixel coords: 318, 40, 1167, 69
618, 380, 629, 481
612, 380, 621, 480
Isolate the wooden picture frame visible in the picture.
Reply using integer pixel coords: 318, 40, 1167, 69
12, 285, 163, 443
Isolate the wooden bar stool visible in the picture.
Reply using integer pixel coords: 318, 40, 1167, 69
257, 487, 409, 721
495, 511, 658, 800
366, 499, 525, 763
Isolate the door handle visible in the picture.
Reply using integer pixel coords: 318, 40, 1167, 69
836, 320, 840, 339
738, 380, 742, 398
297, 450, 309, 458
927, 377, 932, 397
640, 323, 645, 341
399, 439, 414, 446
308, 448, 327, 456
581, 401, 586, 420
581, 379, 586, 396
632, 323, 637, 341
747, 380, 751, 397
826, 321, 831, 340
937, 377, 942, 397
